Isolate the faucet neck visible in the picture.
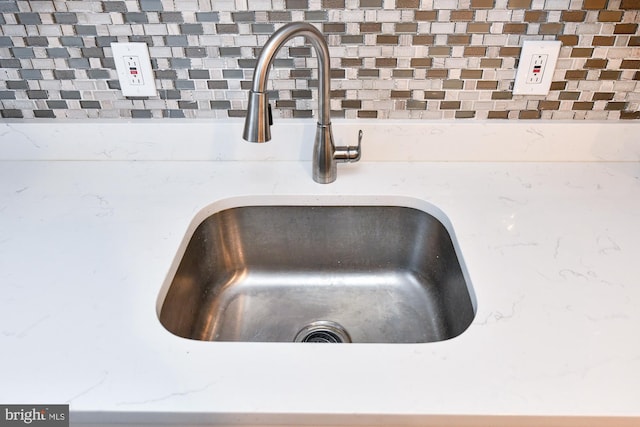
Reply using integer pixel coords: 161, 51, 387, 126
250, 23, 331, 127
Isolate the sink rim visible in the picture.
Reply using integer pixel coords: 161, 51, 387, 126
156, 194, 478, 337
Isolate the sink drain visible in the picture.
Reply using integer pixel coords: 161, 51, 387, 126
294, 320, 352, 343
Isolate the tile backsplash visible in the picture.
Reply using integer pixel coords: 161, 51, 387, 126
0, 0, 638, 120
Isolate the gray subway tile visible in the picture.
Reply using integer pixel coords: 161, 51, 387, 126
407, 100, 427, 110
54, 13, 78, 24
289, 47, 311, 57
124, 13, 148, 23
81, 47, 104, 58
268, 11, 291, 20
159, 89, 181, 99
195, 12, 219, 22
87, 69, 111, 79
292, 89, 312, 99
47, 48, 70, 58
273, 58, 294, 67
60, 90, 81, 99
208, 80, 228, 89
80, 100, 101, 109
219, 47, 241, 56
1, 59, 22, 68
53, 70, 75, 79
222, 69, 243, 79
140, 0, 163, 11
20, 69, 42, 79
215, 24, 238, 34
160, 12, 183, 23
59, 36, 84, 47
155, 70, 177, 79
101, 57, 115, 68
0, 91, 16, 99
175, 80, 195, 89
1, 109, 23, 118
170, 58, 191, 68
17, 13, 42, 25
0, 1, 19, 12
47, 100, 68, 109
165, 35, 188, 46
76, 25, 98, 36
341, 35, 364, 43
286, 0, 309, 8
163, 109, 185, 118
210, 100, 231, 109
180, 23, 204, 34
102, 1, 127, 12
107, 80, 121, 90
24, 36, 48, 46
178, 101, 198, 109
291, 69, 311, 78
68, 58, 90, 68
185, 47, 207, 58
96, 36, 118, 47
188, 69, 210, 79
0, 36, 13, 47
132, 109, 153, 118
305, 11, 328, 21
11, 47, 35, 58
276, 100, 296, 109
34, 110, 56, 118
232, 12, 255, 22
27, 90, 48, 99
6, 80, 28, 89
128, 35, 153, 44
252, 24, 274, 33
238, 59, 257, 68
293, 110, 313, 118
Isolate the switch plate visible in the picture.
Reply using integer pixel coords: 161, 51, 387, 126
110, 42, 157, 97
513, 40, 562, 96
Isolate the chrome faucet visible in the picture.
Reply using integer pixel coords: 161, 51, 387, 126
242, 22, 361, 184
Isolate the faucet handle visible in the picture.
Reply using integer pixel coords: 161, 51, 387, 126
334, 129, 362, 163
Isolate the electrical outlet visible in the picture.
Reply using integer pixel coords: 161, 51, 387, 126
526, 54, 547, 84
513, 40, 562, 96
110, 42, 157, 97
124, 56, 144, 85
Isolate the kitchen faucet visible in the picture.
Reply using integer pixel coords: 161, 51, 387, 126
242, 22, 361, 184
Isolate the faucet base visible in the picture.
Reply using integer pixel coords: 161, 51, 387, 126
313, 126, 363, 184
313, 124, 337, 184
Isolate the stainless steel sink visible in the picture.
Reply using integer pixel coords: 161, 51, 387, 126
158, 204, 475, 343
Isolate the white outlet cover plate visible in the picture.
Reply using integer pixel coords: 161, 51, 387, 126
513, 40, 562, 96
111, 42, 158, 97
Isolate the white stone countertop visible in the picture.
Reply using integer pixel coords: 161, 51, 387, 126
0, 120, 639, 427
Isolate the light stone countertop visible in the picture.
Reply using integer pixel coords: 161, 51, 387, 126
0, 120, 639, 427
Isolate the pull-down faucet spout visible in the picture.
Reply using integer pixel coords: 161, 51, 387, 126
242, 22, 361, 184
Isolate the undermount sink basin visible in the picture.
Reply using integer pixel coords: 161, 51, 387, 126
158, 200, 476, 343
